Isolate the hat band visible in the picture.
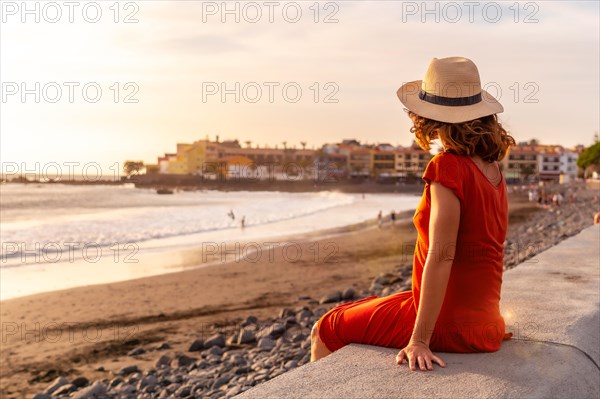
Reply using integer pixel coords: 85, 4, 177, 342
418, 90, 482, 107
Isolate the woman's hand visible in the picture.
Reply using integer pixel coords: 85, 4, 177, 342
396, 341, 446, 371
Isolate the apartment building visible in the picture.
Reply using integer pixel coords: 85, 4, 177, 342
501, 142, 582, 182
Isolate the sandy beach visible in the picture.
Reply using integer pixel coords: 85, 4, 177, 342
1, 187, 598, 398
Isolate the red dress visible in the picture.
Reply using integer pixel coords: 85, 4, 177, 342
317, 152, 513, 353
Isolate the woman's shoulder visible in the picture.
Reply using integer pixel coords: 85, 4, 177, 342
426, 151, 467, 173
430, 151, 468, 163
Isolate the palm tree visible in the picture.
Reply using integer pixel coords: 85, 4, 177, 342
245, 140, 252, 148
300, 141, 307, 150
282, 141, 287, 150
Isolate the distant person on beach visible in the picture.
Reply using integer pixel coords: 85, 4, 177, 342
228, 209, 235, 221
390, 211, 396, 225
377, 211, 383, 228
241, 216, 246, 229
312, 57, 515, 371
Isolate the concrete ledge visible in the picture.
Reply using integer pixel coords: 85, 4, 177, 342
237, 225, 600, 399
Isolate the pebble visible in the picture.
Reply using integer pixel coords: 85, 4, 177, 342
319, 291, 342, 304
257, 337, 276, 352
117, 365, 139, 376
173, 354, 197, 368
128, 347, 146, 356
188, 339, 204, 352
44, 376, 69, 395
52, 384, 75, 396
155, 354, 172, 368
205, 333, 226, 348
72, 381, 107, 399
341, 287, 356, 300
237, 328, 256, 344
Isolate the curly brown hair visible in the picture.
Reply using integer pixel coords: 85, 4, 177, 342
408, 111, 516, 162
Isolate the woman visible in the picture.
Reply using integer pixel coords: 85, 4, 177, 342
311, 57, 516, 372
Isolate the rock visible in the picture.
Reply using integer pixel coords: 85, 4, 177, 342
128, 347, 146, 356
155, 354, 172, 368
225, 334, 238, 346
32, 395, 51, 399
259, 323, 286, 339
109, 377, 123, 387
175, 385, 192, 397
117, 383, 136, 394
94, 366, 105, 372
207, 346, 223, 356
257, 337, 276, 351
157, 342, 172, 350
212, 375, 231, 390
319, 291, 341, 304
296, 309, 313, 321
188, 338, 204, 352
117, 365, 139, 375
341, 287, 356, 300
284, 359, 298, 369
227, 385, 243, 397
71, 376, 89, 388
313, 307, 329, 319
237, 328, 256, 344
72, 381, 107, 399
381, 287, 394, 296
245, 315, 258, 325
173, 354, 197, 368
369, 282, 383, 292
139, 375, 158, 390
284, 317, 298, 328
374, 272, 402, 286
44, 376, 69, 395
279, 307, 296, 318
205, 333, 226, 348
52, 384, 75, 396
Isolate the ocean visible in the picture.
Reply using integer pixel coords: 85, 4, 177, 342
0, 184, 420, 299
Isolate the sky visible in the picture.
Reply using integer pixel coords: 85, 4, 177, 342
1, 0, 599, 175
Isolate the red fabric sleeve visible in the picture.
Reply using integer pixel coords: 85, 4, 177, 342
422, 152, 464, 202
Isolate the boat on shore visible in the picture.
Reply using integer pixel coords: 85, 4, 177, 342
156, 188, 174, 195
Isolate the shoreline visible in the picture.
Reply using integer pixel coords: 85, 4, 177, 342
1, 188, 598, 398
0, 192, 420, 301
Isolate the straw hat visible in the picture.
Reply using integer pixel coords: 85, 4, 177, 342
397, 57, 503, 123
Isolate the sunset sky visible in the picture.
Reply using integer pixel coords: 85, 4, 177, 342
1, 1, 599, 175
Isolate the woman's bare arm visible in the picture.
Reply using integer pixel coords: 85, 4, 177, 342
397, 181, 460, 370
411, 181, 461, 344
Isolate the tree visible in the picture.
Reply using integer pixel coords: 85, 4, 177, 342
300, 141, 307, 150
577, 142, 600, 177
519, 164, 536, 181
123, 161, 144, 178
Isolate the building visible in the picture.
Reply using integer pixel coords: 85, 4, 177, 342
395, 142, 431, 180
157, 138, 315, 180
501, 142, 582, 183
501, 145, 538, 182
